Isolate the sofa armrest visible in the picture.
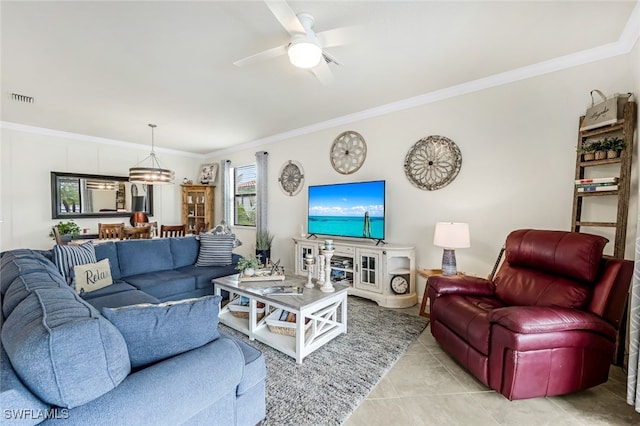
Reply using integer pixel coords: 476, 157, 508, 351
428, 275, 495, 297
488, 306, 617, 339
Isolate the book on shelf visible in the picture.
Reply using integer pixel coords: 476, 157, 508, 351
575, 182, 618, 188
577, 185, 618, 192
574, 177, 618, 185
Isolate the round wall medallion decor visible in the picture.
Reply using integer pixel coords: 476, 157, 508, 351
278, 160, 304, 196
330, 131, 367, 175
404, 135, 462, 191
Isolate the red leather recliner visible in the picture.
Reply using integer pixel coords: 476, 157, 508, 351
428, 229, 633, 400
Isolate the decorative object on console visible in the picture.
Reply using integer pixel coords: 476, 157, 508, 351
278, 160, 304, 196
330, 131, 367, 175
199, 163, 218, 184
304, 253, 315, 288
129, 124, 175, 185
256, 230, 275, 265
433, 222, 470, 275
320, 247, 335, 293
404, 135, 462, 190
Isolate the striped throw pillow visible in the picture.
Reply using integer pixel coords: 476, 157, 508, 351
53, 241, 97, 286
196, 233, 234, 266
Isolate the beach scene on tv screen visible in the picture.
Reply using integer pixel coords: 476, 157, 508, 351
308, 181, 385, 239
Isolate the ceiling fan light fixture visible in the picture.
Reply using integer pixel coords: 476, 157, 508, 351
288, 37, 322, 69
129, 124, 175, 185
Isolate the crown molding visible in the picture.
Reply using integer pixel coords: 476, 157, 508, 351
208, 1, 640, 158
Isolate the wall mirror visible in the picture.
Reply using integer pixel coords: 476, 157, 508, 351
51, 171, 154, 219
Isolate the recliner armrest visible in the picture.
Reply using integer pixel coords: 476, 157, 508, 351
488, 306, 617, 339
428, 275, 495, 297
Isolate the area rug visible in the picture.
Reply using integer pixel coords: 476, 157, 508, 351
221, 296, 429, 425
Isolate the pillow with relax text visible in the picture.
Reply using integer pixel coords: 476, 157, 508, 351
101, 295, 221, 368
73, 258, 113, 296
196, 233, 234, 266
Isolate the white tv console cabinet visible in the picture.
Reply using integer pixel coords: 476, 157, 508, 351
292, 237, 417, 308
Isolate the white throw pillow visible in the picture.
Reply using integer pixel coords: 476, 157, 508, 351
74, 258, 113, 296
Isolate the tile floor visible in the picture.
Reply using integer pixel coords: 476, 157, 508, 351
344, 304, 640, 426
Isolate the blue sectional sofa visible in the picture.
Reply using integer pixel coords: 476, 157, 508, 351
0, 237, 266, 425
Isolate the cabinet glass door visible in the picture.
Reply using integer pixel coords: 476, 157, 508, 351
356, 250, 382, 293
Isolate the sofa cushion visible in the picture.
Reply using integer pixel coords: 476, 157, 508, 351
86, 289, 160, 312
1, 288, 130, 408
122, 270, 196, 300
227, 336, 266, 395
505, 229, 607, 283
80, 281, 138, 299
170, 236, 200, 268
73, 258, 114, 296
102, 295, 222, 368
94, 241, 122, 280
494, 263, 592, 309
2, 271, 70, 318
176, 261, 240, 289
196, 233, 234, 266
116, 239, 173, 277
52, 241, 97, 286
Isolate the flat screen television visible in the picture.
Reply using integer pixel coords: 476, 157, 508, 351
307, 180, 385, 242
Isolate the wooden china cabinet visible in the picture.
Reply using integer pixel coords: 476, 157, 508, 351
181, 185, 214, 234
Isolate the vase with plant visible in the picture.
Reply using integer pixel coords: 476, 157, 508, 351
602, 137, 626, 159
578, 141, 601, 161
49, 220, 81, 241
256, 230, 274, 266
236, 255, 261, 277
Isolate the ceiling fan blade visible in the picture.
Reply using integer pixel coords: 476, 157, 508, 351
310, 58, 335, 85
233, 44, 287, 67
264, 0, 305, 35
322, 51, 342, 67
317, 25, 362, 48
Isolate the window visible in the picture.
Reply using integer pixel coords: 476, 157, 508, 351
233, 164, 257, 227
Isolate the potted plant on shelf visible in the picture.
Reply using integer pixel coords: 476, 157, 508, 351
236, 255, 261, 277
256, 230, 274, 266
49, 220, 81, 242
578, 140, 601, 161
602, 137, 626, 159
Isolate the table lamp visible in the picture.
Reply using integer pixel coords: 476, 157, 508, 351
433, 222, 470, 275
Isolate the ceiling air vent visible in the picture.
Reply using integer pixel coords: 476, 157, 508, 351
11, 93, 34, 104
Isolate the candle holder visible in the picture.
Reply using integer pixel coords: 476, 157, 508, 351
317, 247, 326, 284
320, 249, 335, 293
304, 255, 315, 288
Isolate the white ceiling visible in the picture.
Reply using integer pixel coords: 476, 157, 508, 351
1, 1, 638, 156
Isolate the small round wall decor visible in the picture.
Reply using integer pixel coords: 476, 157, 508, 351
404, 135, 462, 190
330, 131, 367, 175
278, 160, 304, 196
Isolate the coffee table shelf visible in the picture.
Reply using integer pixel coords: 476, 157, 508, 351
213, 275, 348, 363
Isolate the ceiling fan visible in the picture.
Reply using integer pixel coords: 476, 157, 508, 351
233, 0, 355, 84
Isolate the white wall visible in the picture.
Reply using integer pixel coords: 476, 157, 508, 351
208, 48, 639, 299
0, 128, 203, 250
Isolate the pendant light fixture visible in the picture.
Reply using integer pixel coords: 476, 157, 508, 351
129, 124, 175, 185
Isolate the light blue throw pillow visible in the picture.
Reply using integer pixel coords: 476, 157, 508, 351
102, 295, 222, 368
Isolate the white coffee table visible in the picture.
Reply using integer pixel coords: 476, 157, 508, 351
213, 275, 348, 363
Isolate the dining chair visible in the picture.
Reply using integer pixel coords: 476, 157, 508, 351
98, 223, 124, 240
51, 226, 67, 245
124, 226, 152, 240
160, 224, 187, 238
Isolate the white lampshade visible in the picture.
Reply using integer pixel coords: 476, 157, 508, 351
288, 37, 322, 69
433, 222, 470, 249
